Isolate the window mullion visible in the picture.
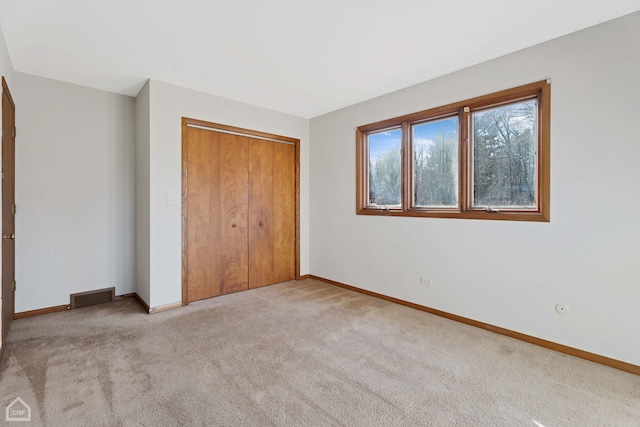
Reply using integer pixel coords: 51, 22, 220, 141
460, 107, 470, 213
402, 121, 411, 211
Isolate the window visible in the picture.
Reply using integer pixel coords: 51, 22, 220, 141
356, 80, 550, 221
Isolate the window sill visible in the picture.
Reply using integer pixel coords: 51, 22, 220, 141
357, 208, 549, 222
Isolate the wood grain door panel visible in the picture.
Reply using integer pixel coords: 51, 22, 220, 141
219, 133, 249, 294
186, 127, 222, 302
2, 77, 15, 349
272, 143, 296, 283
248, 138, 274, 289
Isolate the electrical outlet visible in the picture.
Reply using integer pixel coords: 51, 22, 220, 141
420, 277, 432, 286
555, 303, 569, 315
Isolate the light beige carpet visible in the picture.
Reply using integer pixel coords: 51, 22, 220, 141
0, 279, 638, 426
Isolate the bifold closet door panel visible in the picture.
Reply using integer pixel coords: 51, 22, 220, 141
248, 138, 275, 288
186, 127, 223, 302
272, 142, 296, 283
186, 129, 250, 302
219, 133, 250, 294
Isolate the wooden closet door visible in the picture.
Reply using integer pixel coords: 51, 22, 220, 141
218, 133, 249, 294
248, 138, 274, 288
248, 139, 296, 288
272, 142, 296, 283
186, 128, 248, 302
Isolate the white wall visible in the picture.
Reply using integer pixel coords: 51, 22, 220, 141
0, 22, 11, 88
14, 73, 136, 312
310, 12, 640, 365
146, 80, 309, 308
0, 22, 13, 349
135, 81, 151, 305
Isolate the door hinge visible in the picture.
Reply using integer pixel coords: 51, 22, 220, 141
12, 203, 16, 214
12, 280, 16, 292
12, 126, 16, 138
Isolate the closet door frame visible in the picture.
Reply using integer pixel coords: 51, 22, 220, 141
181, 117, 301, 306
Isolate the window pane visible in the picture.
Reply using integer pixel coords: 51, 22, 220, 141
412, 117, 459, 208
368, 129, 402, 207
472, 99, 537, 209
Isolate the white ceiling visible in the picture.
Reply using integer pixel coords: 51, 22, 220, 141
1, 1, 639, 118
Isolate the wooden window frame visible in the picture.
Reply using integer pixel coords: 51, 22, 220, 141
356, 80, 550, 222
